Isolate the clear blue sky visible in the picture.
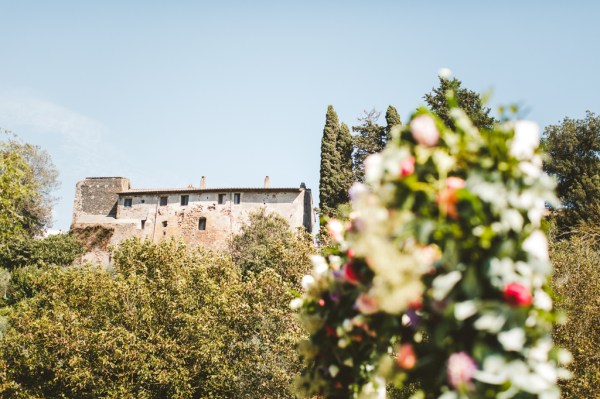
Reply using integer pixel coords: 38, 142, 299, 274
1, 1, 598, 230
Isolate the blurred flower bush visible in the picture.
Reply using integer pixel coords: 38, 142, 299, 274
295, 83, 570, 399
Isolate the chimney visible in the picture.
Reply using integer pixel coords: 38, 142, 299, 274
264, 176, 270, 188
200, 176, 206, 189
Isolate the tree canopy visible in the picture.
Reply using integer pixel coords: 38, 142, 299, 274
319, 105, 343, 216
0, 131, 59, 240
542, 111, 600, 231
423, 77, 495, 131
352, 109, 386, 183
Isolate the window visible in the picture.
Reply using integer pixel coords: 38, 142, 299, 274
233, 193, 241, 204
162, 221, 168, 227
160, 196, 168, 206
218, 193, 226, 204
141, 199, 145, 204
181, 195, 189, 206
141, 220, 146, 229
198, 217, 207, 230
124, 198, 132, 207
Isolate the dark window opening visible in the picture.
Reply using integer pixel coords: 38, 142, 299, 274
141, 220, 146, 229
233, 193, 241, 204
218, 194, 226, 204
141, 199, 145, 204
198, 217, 207, 230
124, 198, 132, 207
181, 195, 189, 206
160, 196, 168, 206
162, 221, 168, 227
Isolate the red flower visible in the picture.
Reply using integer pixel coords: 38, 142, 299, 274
325, 325, 337, 337
396, 343, 417, 369
503, 282, 532, 306
343, 261, 360, 284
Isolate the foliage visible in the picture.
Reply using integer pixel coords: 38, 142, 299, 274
551, 229, 600, 398
424, 77, 495, 131
0, 233, 84, 270
384, 106, 402, 143
0, 132, 37, 244
296, 87, 568, 398
352, 109, 387, 183
0, 211, 313, 398
542, 111, 600, 232
336, 122, 354, 206
320, 105, 344, 216
71, 225, 115, 251
231, 208, 314, 285
0, 132, 59, 237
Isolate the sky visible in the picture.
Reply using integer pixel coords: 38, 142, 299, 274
1, 1, 599, 231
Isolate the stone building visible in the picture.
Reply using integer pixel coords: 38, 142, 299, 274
72, 176, 314, 258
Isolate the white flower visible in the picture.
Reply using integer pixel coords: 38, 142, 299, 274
474, 312, 506, 333
438, 67, 452, 80
327, 219, 345, 243
410, 115, 440, 147
289, 298, 303, 310
365, 153, 384, 184
498, 328, 526, 351
301, 275, 315, 290
510, 120, 540, 160
328, 364, 340, 378
473, 355, 508, 385
431, 271, 462, 301
528, 339, 552, 362
438, 391, 458, 399
454, 300, 478, 321
310, 255, 329, 276
359, 376, 387, 399
523, 230, 549, 261
502, 209, 524, 232
533, 290, 553, 311
349, 182, 369, 202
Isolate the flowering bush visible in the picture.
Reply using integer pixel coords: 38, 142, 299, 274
294, 84, 570, 398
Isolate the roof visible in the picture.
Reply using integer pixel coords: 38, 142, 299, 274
118, 187, 305, 195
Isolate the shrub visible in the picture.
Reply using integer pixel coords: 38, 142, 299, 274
0, 235, 309, 398
551, 230, 600, 398
0, 233, 84, 270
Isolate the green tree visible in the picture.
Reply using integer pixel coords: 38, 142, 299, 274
0, 211, 313, 398
0, 131, 59, 239
0, 133, 36, 244
542, 111, 600, 231
0, 233, 84, 270
336, 122, 354, 205
423, 77, 495, 130
319, 105, 342, 216
352, 109, 386, 182
231, 208, 313, 285
384, 105, 402, 142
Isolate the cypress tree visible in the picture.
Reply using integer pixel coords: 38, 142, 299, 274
336, 122, 354, 205
384, 105, 402, 142
352, 109, 386, 182
319, 105, 341, 216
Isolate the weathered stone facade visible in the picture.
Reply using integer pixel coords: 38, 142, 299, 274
72, 177, 314, 251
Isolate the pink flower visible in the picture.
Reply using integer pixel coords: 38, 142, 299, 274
327, 219, 344, 242
447, 352, 477, 389
503, 282, 533, 306
410, 115, 440, 147
355, 293, 379, 315
399, 156, 416, 177
446, 176, 466, 190
396, 344, 417, 369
